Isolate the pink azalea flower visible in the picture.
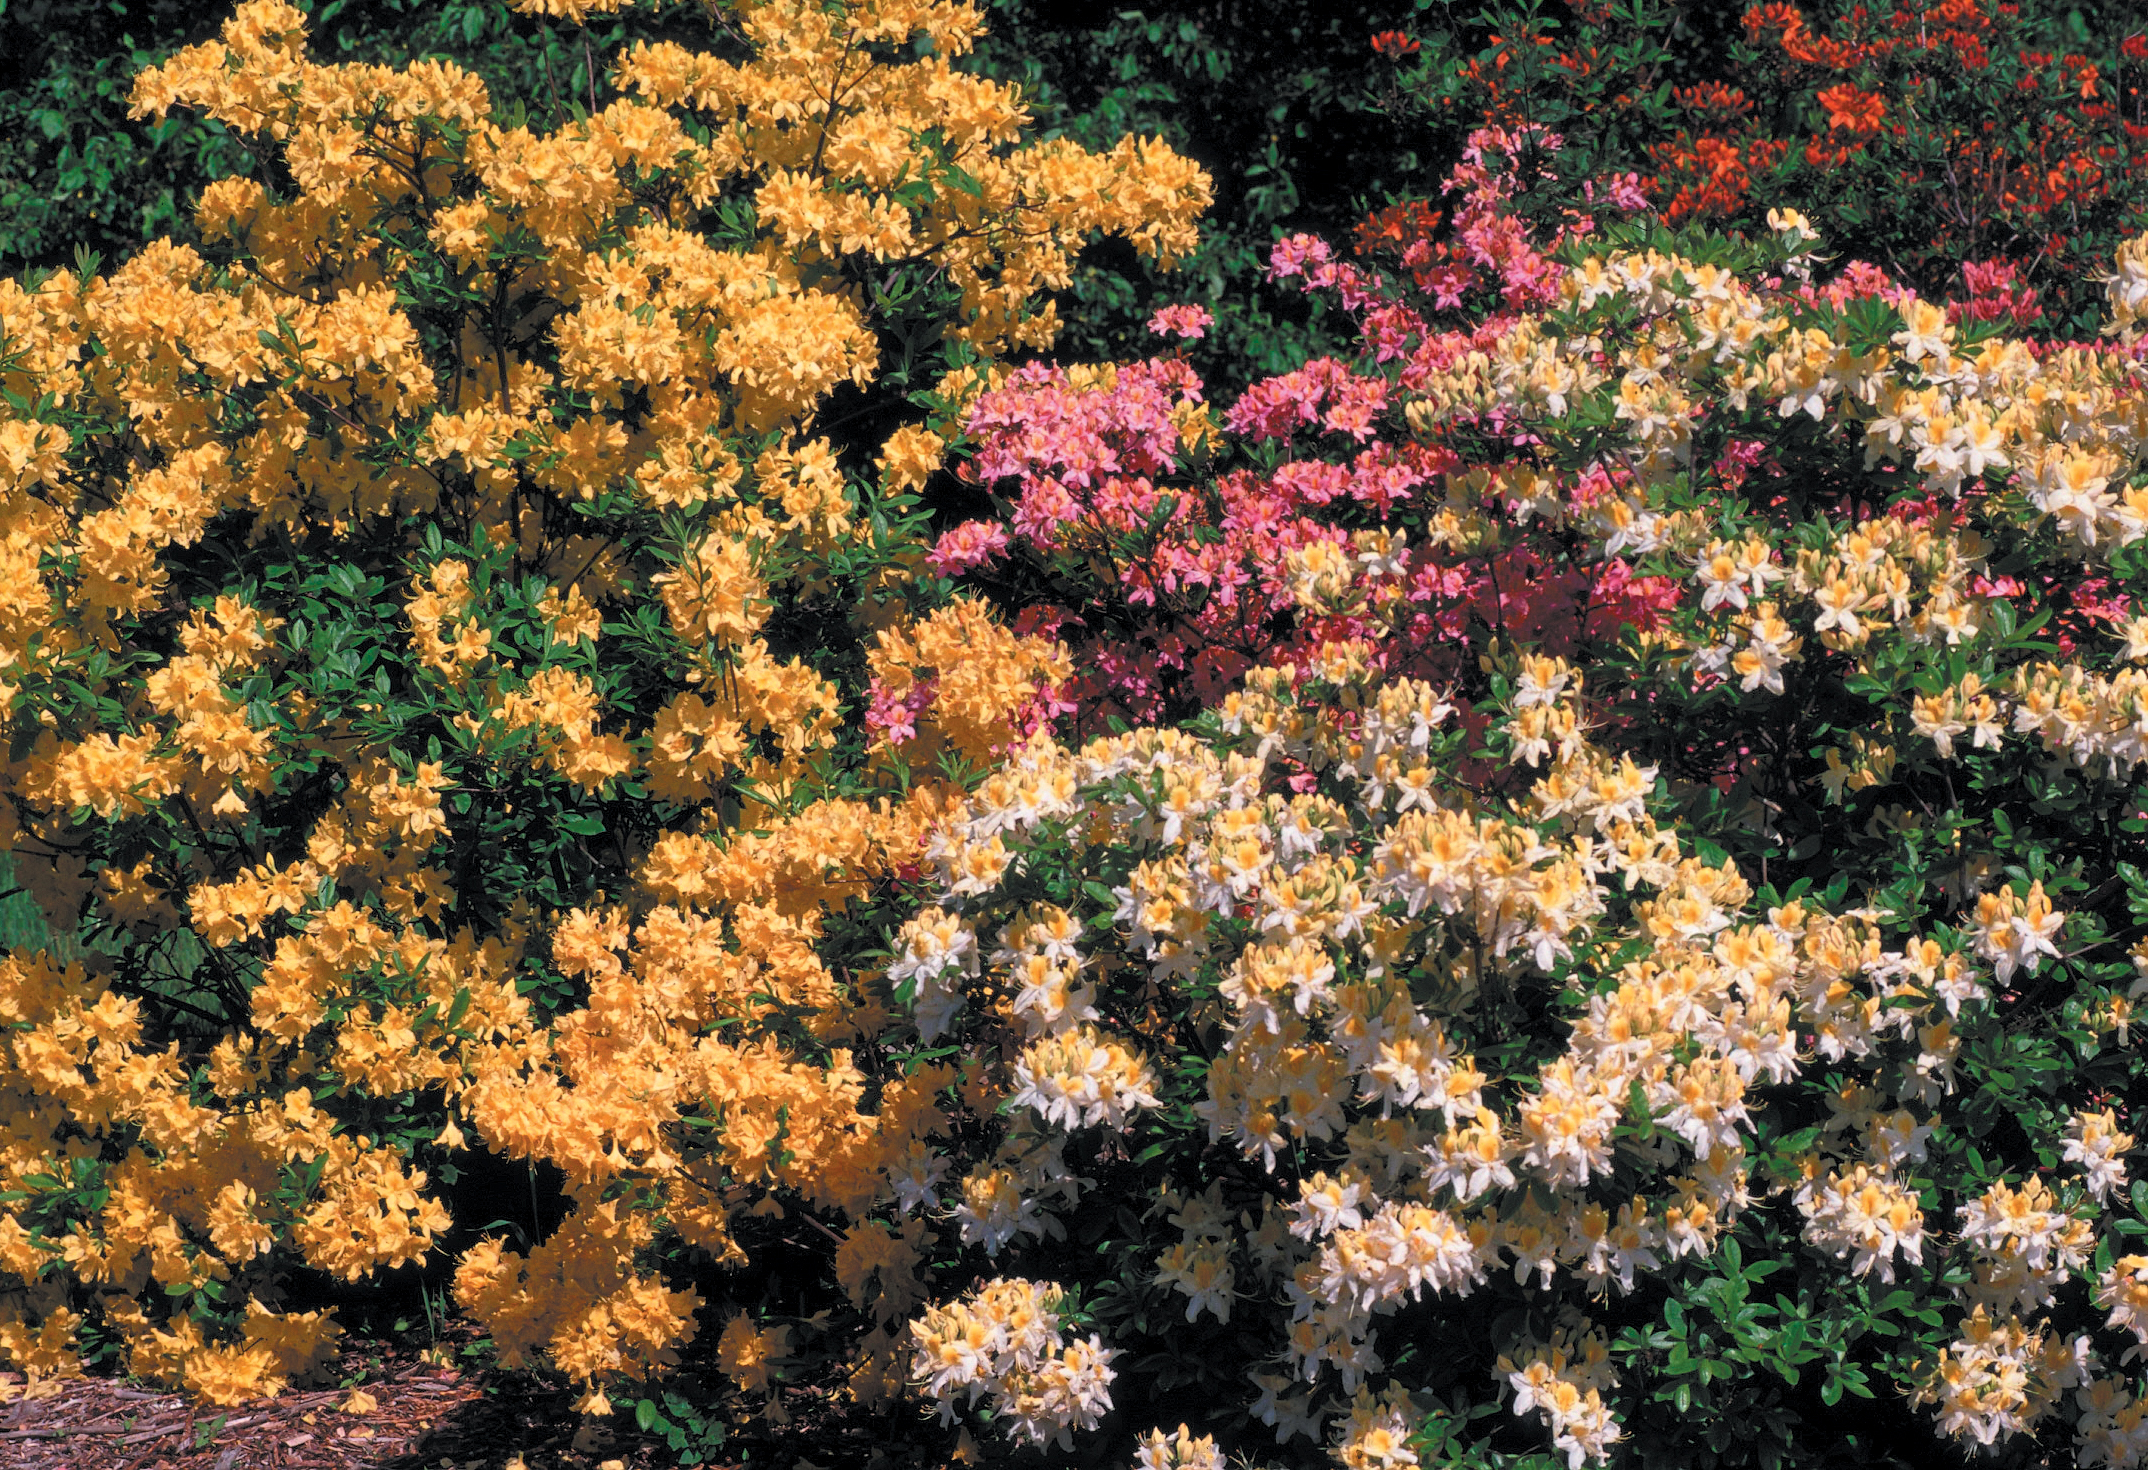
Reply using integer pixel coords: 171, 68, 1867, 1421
1146, 303, 1213, 339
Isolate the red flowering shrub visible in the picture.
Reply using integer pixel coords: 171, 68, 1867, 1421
1396, 0, 2148, 335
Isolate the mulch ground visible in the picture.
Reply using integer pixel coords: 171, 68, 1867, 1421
0, 1328, 675, 1470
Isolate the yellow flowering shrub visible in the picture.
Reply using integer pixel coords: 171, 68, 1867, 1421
0, 0, 1205, 1412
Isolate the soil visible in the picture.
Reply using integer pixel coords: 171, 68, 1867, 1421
0, 1327, 675, 1470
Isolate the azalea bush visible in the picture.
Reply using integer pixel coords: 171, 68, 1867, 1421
1390, 0, 2148, 339
0, 0, 1207, 1416
876, 199, 2148, 1468
923, 125, 1668, 731
4, 0, 1437, 409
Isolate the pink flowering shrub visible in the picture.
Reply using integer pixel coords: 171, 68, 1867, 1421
936, 132, 1682, 737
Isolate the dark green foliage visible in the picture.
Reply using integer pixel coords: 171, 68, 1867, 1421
969, 0, 1432, 386
0, 0, 250, 271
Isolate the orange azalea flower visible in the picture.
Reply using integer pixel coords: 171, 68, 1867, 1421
1817, 83, 1886, 136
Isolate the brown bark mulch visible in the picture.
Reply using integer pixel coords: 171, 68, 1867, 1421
0, 1331, 671, 1470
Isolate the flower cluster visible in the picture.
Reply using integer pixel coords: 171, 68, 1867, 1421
906, 1278, 1118, 1449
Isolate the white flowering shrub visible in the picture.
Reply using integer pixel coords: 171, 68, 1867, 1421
876, 219, 2148, 1470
